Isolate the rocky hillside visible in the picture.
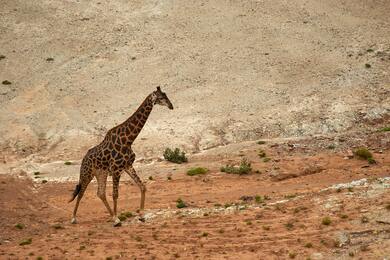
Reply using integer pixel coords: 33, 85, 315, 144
1, 0, 389, 164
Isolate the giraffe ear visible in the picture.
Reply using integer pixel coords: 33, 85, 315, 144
156, 86, 161, 92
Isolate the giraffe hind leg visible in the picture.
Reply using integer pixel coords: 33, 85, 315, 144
96, 170, 113, 217
71, 174, 93, 224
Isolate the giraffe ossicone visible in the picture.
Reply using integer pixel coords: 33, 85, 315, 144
69, 86, 174, 225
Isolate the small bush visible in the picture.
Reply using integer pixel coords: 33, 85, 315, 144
379, 126, 390, 132
19, 238, 32, 246
354, 148, 372, 159
322, 217, 331, 225
163, 148, 188, 164
255, 195, 263, 204
257, 140, 266, 145
285, 222, 294, 230
220, 158, 252, 175
289, 252, 297, 259
305, 242, 313, 248
176, 198, 187, 208
367, 157, 376, 164
167, 176, 172, 180
118, 211, 133, 221
263, 157, 271, 162
64, 161, 72, 165
148, 176, 153, 180
187, 167, 208, 176
33, 172, 40, 176
258, 149, 266, 158
365, 63, 371, 68
15, 223, 24, 229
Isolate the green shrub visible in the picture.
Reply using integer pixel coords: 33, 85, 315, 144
322, 217, 331, 225
257, 140, 266, 144
176, 198, 187, 208
64, 161, 72, 165
118, 211, 133, 221
255, 195, 263, 204
263, 157, 271, 162
379, 126, 390, 132
220, 158, 252, 175
258, 149, 266, 158
354, 148, 372, 160
19, 238, 32, 246
163, 148, 188, 164
15, 223, 24, 229
187, 167, 208, 176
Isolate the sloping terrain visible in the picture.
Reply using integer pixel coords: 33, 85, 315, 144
0, 0, 389, 163
0, 131, 389, 259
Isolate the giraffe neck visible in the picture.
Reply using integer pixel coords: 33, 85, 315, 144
122, 94, 154, 144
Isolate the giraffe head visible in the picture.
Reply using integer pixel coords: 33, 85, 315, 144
152, 86, 174, 110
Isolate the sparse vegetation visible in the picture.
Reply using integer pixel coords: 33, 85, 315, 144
118, 211, 133, 221
258, 149, 266, 158
289, 252, 297, 259
163, 148, 188, 164
187, 167, 208, 176
167, 176, 172, 180
33, 172, 40, 176
386, 203, 390, 211
255, 195, 263, 204
262, 226, 270, 231
148, 176, 153, 180
257, 140, 266, 144
354, 148, 375, 164
327, 144, 336, 149
285, 222, 294, 230
322, 217, 332, 225
340, 214, 348, 219
365, 63, 371, 68
304, 242, 313, 248
64, 161, 72, 165
176, 198, 187, 208
19, 238, 32, 246
263, 157, 271, 162
361, 216, 369, 223
201, 232, 208, 237
15, 223, 24, 229
379, 126, 390, 132
220, 158, 252, 175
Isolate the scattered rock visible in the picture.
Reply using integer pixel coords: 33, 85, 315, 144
334, 231, 350, 247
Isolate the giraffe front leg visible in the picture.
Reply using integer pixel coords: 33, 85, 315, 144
125, 167, 146, 211
112, 173, 121, 227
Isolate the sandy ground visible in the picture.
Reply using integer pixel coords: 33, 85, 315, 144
1, 0, 390, 259
1, 131, 389, 259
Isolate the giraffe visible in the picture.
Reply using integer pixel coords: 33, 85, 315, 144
69, 86, 173, 226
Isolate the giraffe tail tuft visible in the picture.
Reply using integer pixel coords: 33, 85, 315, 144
69, 184, 81, 203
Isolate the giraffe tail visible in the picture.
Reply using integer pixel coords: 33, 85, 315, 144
69, 184, 81, 203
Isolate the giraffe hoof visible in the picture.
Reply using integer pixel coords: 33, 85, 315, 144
71, 218, 77, 224
113, 218, 121, 227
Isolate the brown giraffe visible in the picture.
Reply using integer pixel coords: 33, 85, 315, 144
69, 86, 173, 226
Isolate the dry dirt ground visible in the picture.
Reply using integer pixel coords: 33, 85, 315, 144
1, 131, 389, 259
1, 0, 390, 259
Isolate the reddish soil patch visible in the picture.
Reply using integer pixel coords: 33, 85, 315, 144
1, 133, 389, 259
